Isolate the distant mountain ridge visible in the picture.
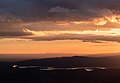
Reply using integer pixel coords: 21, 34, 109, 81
0, 53, 120, 62
12, 55, 120, 68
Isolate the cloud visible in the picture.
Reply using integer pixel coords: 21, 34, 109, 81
48, 6, 120, 25
1, 0, 120, 38
0, 38, 31, 42
20, 29, 120, 43
0, 31, 32, 37
0, 12, 22, 23
49, 6, 77, 13
29, 35, 120, 43
0, 0, 120, 22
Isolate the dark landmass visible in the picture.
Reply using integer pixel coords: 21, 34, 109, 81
14, 55, 120, 68
0, 55, 120, 83
1, 69, 120, 83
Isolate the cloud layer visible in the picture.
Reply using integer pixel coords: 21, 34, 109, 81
1, 0, 120, 42
19, 29, 120, 43
0, 0, 120, 21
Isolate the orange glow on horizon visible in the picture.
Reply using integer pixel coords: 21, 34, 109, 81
0, 40, 120, 55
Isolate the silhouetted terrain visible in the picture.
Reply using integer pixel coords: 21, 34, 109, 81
0, 55, 120, 83
14, 56, 120, 68
1, 69, 120, 83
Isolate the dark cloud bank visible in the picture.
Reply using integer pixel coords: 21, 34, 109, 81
0, 0, 120, 21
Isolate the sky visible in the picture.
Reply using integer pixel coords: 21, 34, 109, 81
0, 0, 120, 59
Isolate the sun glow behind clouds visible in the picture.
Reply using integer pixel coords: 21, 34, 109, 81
73, 15, 120, 26
93, 15, 120, 25
23, 28, 120, 37
21, 28, 120, 43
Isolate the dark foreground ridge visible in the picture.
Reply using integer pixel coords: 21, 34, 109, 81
0, 56, 120, 83
0, 69, 120, 83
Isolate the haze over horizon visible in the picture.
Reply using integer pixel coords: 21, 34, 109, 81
0, 52, 120, 62
0, 0, 120, 60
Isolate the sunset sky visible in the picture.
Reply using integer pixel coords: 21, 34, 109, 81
0, 0, 120, 59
